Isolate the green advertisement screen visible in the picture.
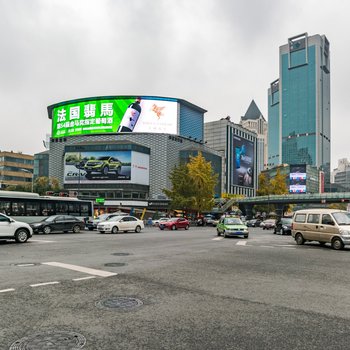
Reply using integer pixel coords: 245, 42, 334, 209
51, 97, 178, 137
52, 98, 134, 138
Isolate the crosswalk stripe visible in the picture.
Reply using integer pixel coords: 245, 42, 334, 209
42, 262, 117, 277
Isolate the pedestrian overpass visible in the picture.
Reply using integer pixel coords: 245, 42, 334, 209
215, 192, 350, 218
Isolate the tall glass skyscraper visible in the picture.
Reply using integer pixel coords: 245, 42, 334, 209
268, 33, 331, 182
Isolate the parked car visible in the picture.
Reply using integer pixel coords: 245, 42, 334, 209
152, 218, 169, 226
261, 219, 276, 230
0, 213, 33, 243
159, 217, 190, 230
97, 215, 144, 234
30, 215, 85, 234
87, 213, 124, 230
216, 216, 249, 238
204, 214, 215, 226
274, 217, 292, 235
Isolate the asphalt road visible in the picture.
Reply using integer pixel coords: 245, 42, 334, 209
1, 226, 350, 349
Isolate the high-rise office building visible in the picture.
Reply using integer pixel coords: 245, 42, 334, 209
240, 100, 267, 176
268, 33, 331, 182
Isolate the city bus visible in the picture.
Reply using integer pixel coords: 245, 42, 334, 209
0, 191, 93, 223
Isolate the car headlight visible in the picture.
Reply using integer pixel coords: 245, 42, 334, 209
340, 229, 350, 236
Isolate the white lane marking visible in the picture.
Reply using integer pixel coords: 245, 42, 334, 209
260, 245, 275, 248
17, 263, 35, 267
30, 281, 60, 288
30, 239, 56, 243
212, 237, 223, 241
73, 276, 96, 281
0, 288, 15, 293
42, 262, 117, 277
236, 241, 247, 246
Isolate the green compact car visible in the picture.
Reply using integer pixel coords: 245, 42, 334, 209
217, 217, 249, 238
84, 156, 122, 176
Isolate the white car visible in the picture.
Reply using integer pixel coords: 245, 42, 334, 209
97, 215, 144, 234
0, 213, 33, 243
152, 218, 169, 226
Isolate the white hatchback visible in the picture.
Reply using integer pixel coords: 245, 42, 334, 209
97, 215, 144, 234
0, 213, 33, 243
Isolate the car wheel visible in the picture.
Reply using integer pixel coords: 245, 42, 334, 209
15, 229, 29, 243
135, 225, 141, 233
244, 234, 249, 239
72, 225, 81, 233
88, 227, 93, 231
185, 225, 189, 230
111, 226, 118, 234
171, 225, 176, 231
43, 226, 51, 234
295, 233, 305, 245
217, 230, 221, 236
331, 237, 344, 250
99, 231, 104, 234
223, 231, 227, 238
159, 227, 164, 230
102, 166, 109, 175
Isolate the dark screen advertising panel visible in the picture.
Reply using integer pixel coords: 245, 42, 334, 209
232, 136, 254, 188
52, 97, 178, 138
64, 151, 149, 185
289, 164, 306, 193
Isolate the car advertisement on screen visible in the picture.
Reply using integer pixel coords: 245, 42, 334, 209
52, 97, 178, 138
232, 136, 254, 188
64, 151, 149, 185
289, 164, 306, 193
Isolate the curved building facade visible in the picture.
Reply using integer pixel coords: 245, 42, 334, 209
47, 96, 222, 212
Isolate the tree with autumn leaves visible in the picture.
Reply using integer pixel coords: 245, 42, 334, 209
163, 152, 218, 215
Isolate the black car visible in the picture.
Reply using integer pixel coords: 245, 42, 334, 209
246, 219, 262, 227
30, 215, 85, 234
273, 217, 293, 235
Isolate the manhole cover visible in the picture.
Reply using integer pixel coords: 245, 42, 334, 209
96, 297, 143, 311
9, 331, 86, 349
111, 253, 130, 256
104, 263, 126, 267
12, 263, 39, 267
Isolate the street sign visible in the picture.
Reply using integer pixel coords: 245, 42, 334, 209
96, 198, 105, 204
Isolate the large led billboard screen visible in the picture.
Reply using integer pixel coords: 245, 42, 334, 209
64, 151, 149, 185
232, 136, 254, 188
52, 97, 178, 138
289, 164, 306, 193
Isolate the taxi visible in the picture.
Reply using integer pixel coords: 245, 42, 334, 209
216, 216, 249, 238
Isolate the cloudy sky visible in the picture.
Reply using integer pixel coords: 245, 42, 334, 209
0, 0, 348, 169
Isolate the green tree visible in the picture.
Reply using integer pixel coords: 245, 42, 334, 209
33, 177, 61, 195
270, 169, 288, 195
256, 173, 270, 196
187, 152, 218, 214
163, 152, 218, 214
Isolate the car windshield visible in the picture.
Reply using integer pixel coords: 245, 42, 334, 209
332, 212, 350, 225
169, 218, 180, 222
225, 218, 242, 225
281, 218, 292, 224
97, 156, 110, 160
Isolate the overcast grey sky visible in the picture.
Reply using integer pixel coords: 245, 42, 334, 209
0, 0, 348, 169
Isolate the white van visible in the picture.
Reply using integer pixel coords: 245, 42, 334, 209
292, 209, 350, 250
0, 213, 33, 243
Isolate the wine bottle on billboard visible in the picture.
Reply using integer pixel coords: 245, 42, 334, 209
117, 98, 142, 132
